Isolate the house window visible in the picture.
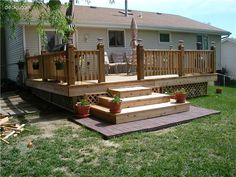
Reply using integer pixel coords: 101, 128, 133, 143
45, 31, 62, 52
197, 35, 208, 50
160, 33, 170, 42
109, 31, 125, 47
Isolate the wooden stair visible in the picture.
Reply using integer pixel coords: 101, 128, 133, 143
91, 86, 190, 124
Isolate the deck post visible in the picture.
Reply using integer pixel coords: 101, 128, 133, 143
67, 44, 76, 85
178, 40, 184, 76
97, 42, 105, 83
137, 41, 144, 80
25, 49, 30, 79
210, 41, 216, 73
41, 50, 47, 81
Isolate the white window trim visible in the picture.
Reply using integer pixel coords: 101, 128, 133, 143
107, 29, 126, 48
159, 32, 172, 43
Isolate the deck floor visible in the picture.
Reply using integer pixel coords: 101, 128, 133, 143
71, 106, 220, 139
75, 74, 179, 85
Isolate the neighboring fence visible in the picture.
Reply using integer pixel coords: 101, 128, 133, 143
138, 40, 216, 79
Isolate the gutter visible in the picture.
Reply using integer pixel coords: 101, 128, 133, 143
20, 21, 231, 36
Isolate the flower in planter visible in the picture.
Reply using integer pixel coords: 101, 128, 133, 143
109, 95, 122, 113
32, 58, 39, 70
75, 98, 90, 118
54, 54, 66, 70
175, 88, 187, 103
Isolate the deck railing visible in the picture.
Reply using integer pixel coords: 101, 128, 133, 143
75, 50, 99, 81
144, 50, 179, 76
137, 41, 216, 79
184, 50, 214, 74
26, 44, 105, 85
26, 51, 67, 81
26, 40, 216, 85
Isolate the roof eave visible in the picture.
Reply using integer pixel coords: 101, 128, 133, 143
76, 22, 231, 36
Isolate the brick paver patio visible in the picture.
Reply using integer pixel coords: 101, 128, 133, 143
71, 106, 220, 139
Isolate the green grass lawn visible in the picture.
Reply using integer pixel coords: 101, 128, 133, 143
1, 86, 236, 177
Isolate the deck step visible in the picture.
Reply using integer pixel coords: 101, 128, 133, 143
108, 86, 152, 98
90, 102, 190, 124
98, 93, 171, 109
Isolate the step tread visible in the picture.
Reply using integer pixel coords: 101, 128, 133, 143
99, 93, 170, 102
91, 101, 190, 114
109, 86, 151, 92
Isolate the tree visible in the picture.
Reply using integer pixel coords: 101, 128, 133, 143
1, 0, 115, 44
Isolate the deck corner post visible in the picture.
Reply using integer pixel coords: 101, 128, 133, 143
97, 43, 105, 83
41, 50, 47, 81
25, 49, 30, 79
137, 42, 144, 80
210, 41, 216, 73
178, 40, 184, 76
67, 44, 76, 85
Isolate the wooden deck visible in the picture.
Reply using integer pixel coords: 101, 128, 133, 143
26, 73, 216, 97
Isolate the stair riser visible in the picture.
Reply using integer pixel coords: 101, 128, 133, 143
108, 89, 152, 98
91, 103, 190, 124
90, 109, 116, 124
99, 97, 170, 109
116, 104, 190, 123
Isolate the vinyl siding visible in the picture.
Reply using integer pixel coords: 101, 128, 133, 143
25, 26, 40, 56
5, 25, 24, 81
221, 41, 236, 79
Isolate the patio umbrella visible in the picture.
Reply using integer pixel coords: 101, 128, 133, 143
129, 17, 138, 74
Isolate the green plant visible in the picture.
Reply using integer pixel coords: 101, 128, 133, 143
78, 98, 89, 106
111, 95, 122, 104
175, 88, 186, 94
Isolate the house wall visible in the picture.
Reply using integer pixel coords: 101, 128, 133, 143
1, 27, 7, 80
25, 26, 40, 56
22, 26, 222, 72
76, 28, 221, 68
5, 25, 24, 81
221, 41, 236, 79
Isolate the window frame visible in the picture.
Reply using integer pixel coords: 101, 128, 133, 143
196, 34, 209, 50
108, 30, 125, 48
159, 32, 171, 43
38, 29, 62, 52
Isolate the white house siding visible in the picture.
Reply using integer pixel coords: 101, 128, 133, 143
221, 41, 236, 79
5, 25, 24, 81
22, 26, 222, 72
25, 26, 40, 56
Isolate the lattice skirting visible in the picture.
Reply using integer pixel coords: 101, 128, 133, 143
79, 92, 108, 105
160, 82, 208, 98
152, 87, 161, 93
77, 82, 208, 105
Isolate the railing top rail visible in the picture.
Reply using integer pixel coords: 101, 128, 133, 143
144, 49, 180, 52
184, 50, 213, 52
41, 51, 66, 57
26, 55, 40, 59
75, 50, 99, 53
